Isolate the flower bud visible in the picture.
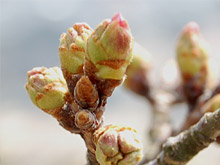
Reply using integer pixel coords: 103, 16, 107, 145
75, 110, 95, 130
124, 42, 150, 96
25, 67, 68, 113
86, 13, 133, 80
177, 22, 209, 105
177, 22, 209, 82
94, 125, 143, 165
74, 76, 99, 109
59, 23, 92, 75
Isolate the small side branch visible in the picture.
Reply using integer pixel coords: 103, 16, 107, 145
147, 109, 220, 165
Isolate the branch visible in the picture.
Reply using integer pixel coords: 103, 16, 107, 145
178, 84, 220, 133
143, 91, 173, 161
147, 109, 220, 165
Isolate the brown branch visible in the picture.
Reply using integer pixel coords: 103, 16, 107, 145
142, 91, 173, 162
147, 109, 220, 165
125, 71, 184, 163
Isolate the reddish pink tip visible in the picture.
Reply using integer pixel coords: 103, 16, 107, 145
183, 22, 200, 35
111, 13, 129, 29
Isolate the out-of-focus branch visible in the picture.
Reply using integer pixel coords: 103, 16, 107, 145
124, 44, 185, 163
147, 109, 220, 165
142, 91, 175, 161
176, 84, 220, 135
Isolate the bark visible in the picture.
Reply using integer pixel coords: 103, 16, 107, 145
177, 84, 220, 135
141, 88, 183, 164
147, 109, 220, 165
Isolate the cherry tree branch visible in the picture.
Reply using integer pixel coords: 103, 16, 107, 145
147, 109, 220, 165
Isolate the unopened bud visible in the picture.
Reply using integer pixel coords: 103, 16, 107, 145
75, 110, 95, 130
124, 42, 150, 96
59, 23, 92, 75
86, 13, 133, 80
74, 76, 99, 109
25, 67, 68, 113
94, 125, 143, 165
177, 22, 210, 105
177, 22, 209, 82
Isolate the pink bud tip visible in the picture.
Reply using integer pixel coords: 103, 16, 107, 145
183, 22, 200, 34
111, 13, 129, 29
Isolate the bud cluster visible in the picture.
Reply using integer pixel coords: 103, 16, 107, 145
26, 13, 134, 133
25, 14, 144, 164
93, 125, 143, 165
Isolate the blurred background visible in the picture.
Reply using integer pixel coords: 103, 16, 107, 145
1, 0, 220, 164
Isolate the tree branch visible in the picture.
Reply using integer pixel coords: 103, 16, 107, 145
147, 109, 220, 165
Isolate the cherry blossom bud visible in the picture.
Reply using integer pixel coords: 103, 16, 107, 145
86, 13, 133, 80
59, 23, 92, 75
25, 67, 67, 113
94, 125, 143, 165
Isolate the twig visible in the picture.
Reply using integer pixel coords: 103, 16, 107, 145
142, 90, 173, 162
147, 109, 220, 165
133, 80, 184, 164
177, 84, 220, 134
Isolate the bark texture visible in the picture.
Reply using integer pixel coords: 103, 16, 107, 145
147, 109, 220, 165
